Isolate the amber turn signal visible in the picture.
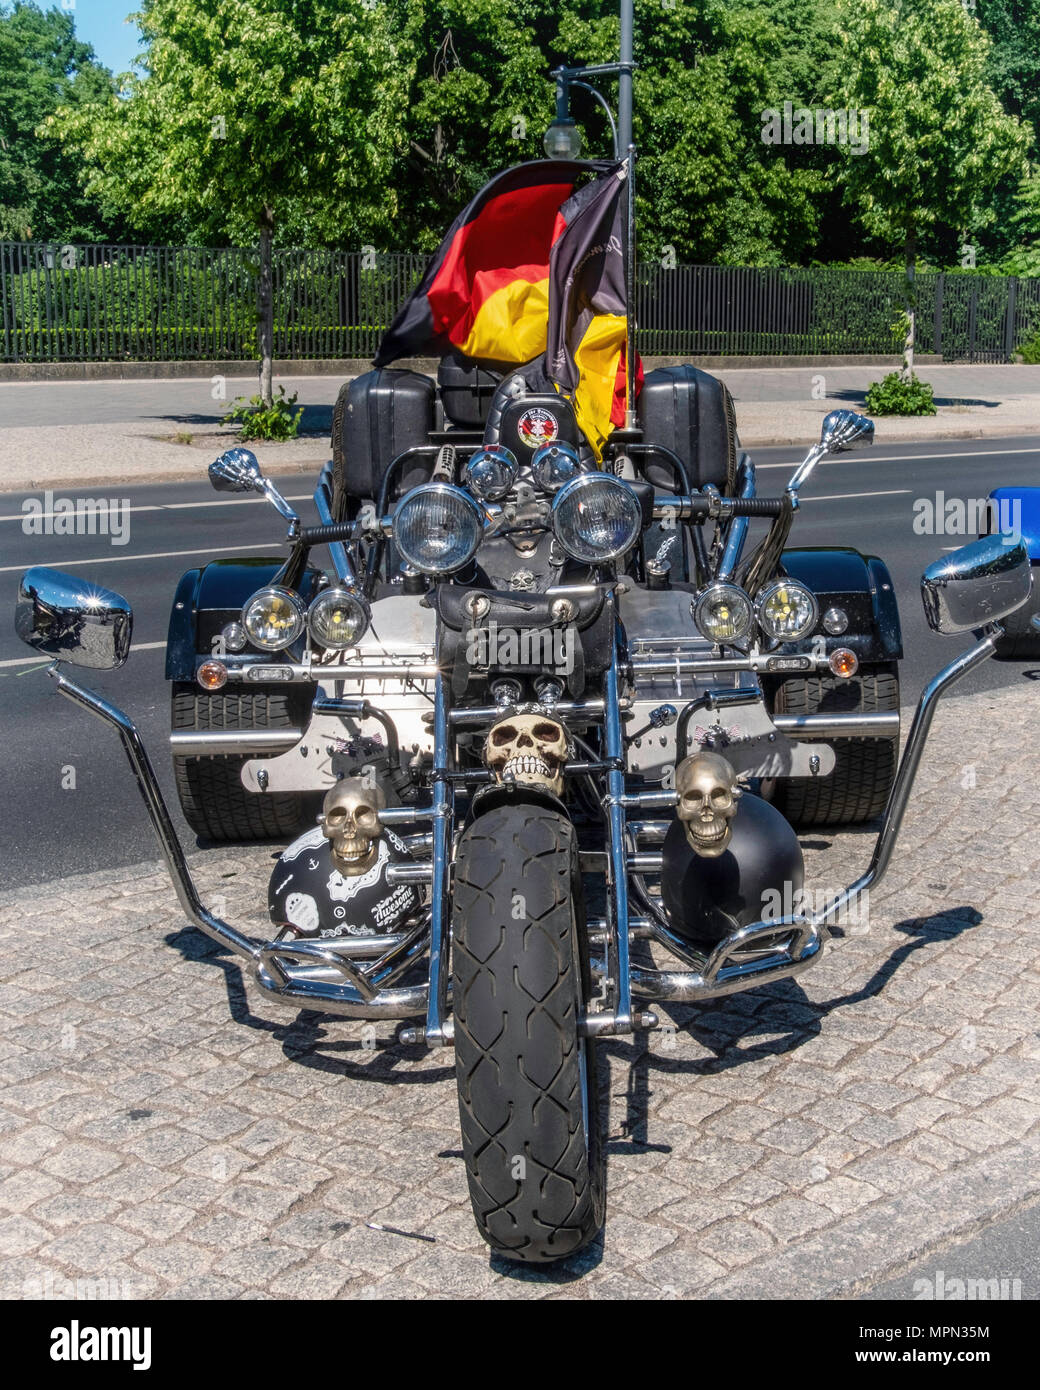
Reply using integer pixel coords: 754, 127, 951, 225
197, 660, 228, 690
828, 647, 859, 678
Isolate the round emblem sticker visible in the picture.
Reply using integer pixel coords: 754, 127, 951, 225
517, 407, 559, 448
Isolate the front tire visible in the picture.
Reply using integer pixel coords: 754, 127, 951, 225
452, 802, 605, 1263
171, 683, 309, 842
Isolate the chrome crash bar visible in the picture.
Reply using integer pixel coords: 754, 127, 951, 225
606, 626, 1005, 1004
48, 621, 1002, 1038
47, 664, 431, 1023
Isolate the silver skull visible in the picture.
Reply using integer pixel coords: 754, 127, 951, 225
320, 777, 386, 875
486, 713, 568, 795
676, 751, 742, 858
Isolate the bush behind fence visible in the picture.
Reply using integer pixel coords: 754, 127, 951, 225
1, 242, 1037, 364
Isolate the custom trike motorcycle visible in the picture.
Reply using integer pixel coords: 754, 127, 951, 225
13, 7, 1036, 1262
16, 389, 1033, 1261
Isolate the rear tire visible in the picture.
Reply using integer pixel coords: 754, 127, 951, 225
766, 664, 899, 827
330, 380, 352, 521
452, 802, 605, 1263
171, 683, 309, 842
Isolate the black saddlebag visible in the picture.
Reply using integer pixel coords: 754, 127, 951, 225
637, 364, 738, 493
340, 368, 436, 503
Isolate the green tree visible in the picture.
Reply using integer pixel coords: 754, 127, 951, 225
387, 1, 835, 266
0, 2, 114, 240
832, 0, 1027, 376
976, 0, 1040, 150
49, 0, 407, 399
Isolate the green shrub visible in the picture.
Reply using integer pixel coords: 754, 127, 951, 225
225, 386, 304, 440
864, 371, 937, 416
1016, 332, 1040, 364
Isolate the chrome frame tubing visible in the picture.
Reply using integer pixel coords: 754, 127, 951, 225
423, 671, 455, 1047
717, 454, 755, 582
607, 626, 1003, 1004
47, 663, 433, 1022
313, 463, 359, 590
601, 598, 635, 1034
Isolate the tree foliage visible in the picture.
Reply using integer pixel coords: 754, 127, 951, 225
2, 0, 1034, 280
831, 0, 1027, 255
0, 2, 115, 239
45, 0, 407, 247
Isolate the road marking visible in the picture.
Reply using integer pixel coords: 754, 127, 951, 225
800, 489, 911, 502
0, 541, 281, 573
0, 640, 167, 670
0, 493, 311, 523
756, 445, 1040, 470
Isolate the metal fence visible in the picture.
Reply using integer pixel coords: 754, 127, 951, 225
1, 241, 1037, 364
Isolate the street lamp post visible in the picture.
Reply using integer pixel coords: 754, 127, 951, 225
542, 0, 640, 433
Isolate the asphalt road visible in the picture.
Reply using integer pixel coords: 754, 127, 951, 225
2, 434, 1038, 889
862, 1198, 1040, 1300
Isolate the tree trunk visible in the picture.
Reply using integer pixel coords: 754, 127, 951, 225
258, 207, 274, 407
902, 226, 917, 381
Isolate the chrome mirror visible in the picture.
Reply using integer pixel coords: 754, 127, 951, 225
209, 448, 264, 494
209, 448, 300, 534
820, 410, 874, 454
921, 536, 1032, 635
15, 568, 133, 669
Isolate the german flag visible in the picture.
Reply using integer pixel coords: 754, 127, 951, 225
545, 161, 641, 459
373, 160, 616, 370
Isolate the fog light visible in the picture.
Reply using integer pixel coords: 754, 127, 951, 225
222, 621, 248, 652
822, 606, 848, 635
828, 647, 859, 678
197, 659, 228, 690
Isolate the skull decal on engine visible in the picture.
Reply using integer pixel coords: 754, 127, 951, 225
319, 777, 386, 875
486, 713, 568, 795
675, 751, 743, 858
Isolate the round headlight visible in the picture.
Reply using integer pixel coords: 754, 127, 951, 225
393, 483, 483, 575
463, 446, 518, 502
692, 583, 754, 645
551, 473, 642, 564
532, 442, 581, 493
308, 588, 370, 650
756, 580, 819, 642
242, 586, 307, 651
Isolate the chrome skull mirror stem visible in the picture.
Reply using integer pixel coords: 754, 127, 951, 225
820, 409, 875, 454
786, 411, 875, 498
209, 449, 301, 536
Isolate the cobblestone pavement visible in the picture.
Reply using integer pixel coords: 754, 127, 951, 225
1, 681, 1037, 1300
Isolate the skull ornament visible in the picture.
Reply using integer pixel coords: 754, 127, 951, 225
319, 777, 386, 875
675, 751, 743, 858
486, 713, 568, 794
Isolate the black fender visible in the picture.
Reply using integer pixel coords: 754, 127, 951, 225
466, 779, 569, 825
165, 557, 323, 682
774, 547, 902, 664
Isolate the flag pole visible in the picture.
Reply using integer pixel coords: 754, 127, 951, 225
619, 0, 638, 432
